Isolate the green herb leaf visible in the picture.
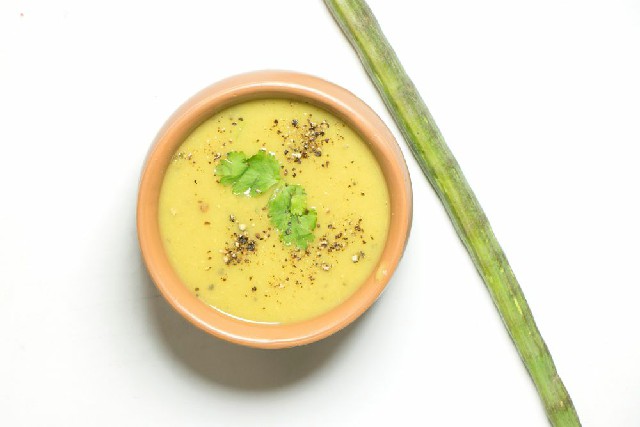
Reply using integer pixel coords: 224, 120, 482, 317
215, 151, 317, 249
215, 150, 280, 196
268, 184, 317, 249
215, 151, 248, 185
290, 192, 307, 216
268, 185, 298, 230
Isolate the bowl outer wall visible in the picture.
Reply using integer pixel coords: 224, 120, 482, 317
137, 70, 412, 348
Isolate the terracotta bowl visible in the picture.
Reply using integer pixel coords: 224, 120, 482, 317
137, 71, 412, 348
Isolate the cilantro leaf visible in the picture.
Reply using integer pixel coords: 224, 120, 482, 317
215, 150, 280, 196
268, 185, 297, 230
290, 192, 307, 216
215, 151, 248, 185
286, 209, 317, 249
214, 151, 317, 249
268, 184, 317, 249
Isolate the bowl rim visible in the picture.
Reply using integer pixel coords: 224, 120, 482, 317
137, 70, 412, 349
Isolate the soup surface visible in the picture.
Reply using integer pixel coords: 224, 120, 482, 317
159, 99, 390, 323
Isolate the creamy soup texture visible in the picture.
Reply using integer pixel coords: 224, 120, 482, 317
158, 99, 390, 323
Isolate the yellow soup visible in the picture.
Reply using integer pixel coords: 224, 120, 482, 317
158, 99, 390, 324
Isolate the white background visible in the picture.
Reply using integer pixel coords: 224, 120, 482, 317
1, 1, 639, 425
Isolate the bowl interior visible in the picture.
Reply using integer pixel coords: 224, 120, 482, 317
137, 71, 412, 348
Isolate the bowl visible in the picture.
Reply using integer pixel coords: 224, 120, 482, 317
137, 71, 412, 348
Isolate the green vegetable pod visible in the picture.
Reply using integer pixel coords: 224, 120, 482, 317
323, 0, 581, 425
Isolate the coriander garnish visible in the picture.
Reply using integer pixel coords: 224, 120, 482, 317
215, 150, 280, 196
215, 150, 317, 249
268, 184, 317, 250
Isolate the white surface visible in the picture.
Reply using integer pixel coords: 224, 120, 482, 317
1, 0, 639, 425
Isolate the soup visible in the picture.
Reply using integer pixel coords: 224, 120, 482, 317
158, 99, 390, 323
